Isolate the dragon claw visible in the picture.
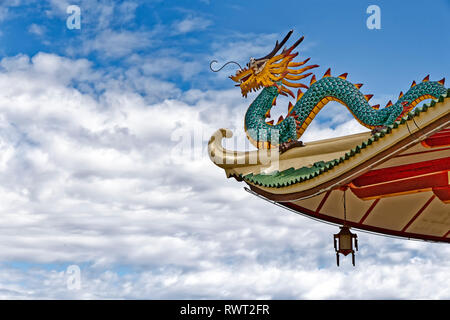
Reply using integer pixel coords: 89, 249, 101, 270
371, 125, 387, 135
279, 140, 304, 153
274, 83, 287, 96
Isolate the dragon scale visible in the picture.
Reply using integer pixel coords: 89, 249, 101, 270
244, 76, 447, 148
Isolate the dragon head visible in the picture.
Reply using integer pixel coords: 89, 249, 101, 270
229, 30, 318, 98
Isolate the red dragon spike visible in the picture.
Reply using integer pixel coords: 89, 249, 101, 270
266, 120, 274, 125
338, 73, 348, 80
372, 104, 380, 110
410, 80, 416, 88
288, 101, 294, 113
438, 78, 445, 85
422, 75, 429, 82
364, 94, 373, 102
310, 75, 317, 85
296, 89, 303, 102
323, 68, 331, 78
277, 115, 284, 124
354, 83, 363, 89
385, 100, 393, 108
399, 91, 404, 99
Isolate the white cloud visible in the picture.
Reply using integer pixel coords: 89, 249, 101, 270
0, 0, 31, 22
0, 51, 447, 299
171, 16, 212, 35
36, 0, 151, 59
28, 23, 46, 36
118, 1, 139, 23
46, 0, 70, 14
0, 7, 8, 22
80, 29, 153, 58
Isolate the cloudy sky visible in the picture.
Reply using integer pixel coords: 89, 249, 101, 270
0, 0, 448, 299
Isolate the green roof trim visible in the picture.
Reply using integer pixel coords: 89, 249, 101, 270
242, 89, 449, 188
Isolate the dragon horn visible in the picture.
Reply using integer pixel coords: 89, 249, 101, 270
256, 30, 294, 61
283, 35, 305, 55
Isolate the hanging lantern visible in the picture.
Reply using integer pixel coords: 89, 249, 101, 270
333, 225, 358, 266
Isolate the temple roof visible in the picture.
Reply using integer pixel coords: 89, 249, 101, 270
209, 89, 449, 242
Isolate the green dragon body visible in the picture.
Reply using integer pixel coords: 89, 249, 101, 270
224, 31, 447, 150
245, 76, 447, 147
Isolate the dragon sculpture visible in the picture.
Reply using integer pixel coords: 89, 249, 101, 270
223, 30, 446, 152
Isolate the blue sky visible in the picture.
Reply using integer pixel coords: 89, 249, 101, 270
0, 0, 448, 299
3, 0, 448, 93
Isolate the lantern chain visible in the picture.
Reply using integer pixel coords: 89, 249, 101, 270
343, 189, 347, 223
